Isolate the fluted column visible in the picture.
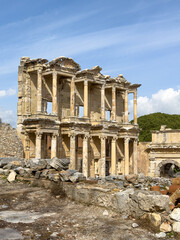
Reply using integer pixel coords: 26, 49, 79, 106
70, 76, 75, 116
111, 137, 117, 175
84, 80, 88, 117
99, 136, 106, 177
83, 135, 89, 177
124, 90, 129, 123
133, 138, 138, 174
36, 132, 42, 159
101, 84, 105, 120
124, 137, 130, 175
69, 134, 77, 169
51, 133, 58, 159
37, 69, 42, 113
112, 86, 116, 121
134, 90, 137, 124
52, 71, 58, 115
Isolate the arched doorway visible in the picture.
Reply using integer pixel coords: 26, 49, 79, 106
157, 160, 180, 178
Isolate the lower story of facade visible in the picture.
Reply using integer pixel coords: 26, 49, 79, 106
18, 119, 139, 178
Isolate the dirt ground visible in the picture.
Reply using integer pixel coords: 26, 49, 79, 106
0, 178, 178, 240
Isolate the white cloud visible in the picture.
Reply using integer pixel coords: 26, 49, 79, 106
0, 88, 16, 97
0, 109, 16, 127
129, 88, 180, 117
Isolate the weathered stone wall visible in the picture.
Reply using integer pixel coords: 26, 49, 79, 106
137, 142, 150, 176
0, 121, 23, 158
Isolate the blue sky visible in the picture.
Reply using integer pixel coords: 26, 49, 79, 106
1, 0, 180, 126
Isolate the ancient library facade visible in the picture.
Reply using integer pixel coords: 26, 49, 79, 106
17, 57, 141, 177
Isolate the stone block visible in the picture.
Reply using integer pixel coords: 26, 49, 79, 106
7, 170, 17, 182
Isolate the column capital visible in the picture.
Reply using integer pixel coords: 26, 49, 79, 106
84, 80, 88, 86
52, 132, 59, 139
36, 131, 42, 139
69, 133, 76, 139
52, 71, 57, 77
101, 83, 105, 90
112, 136, 118, 141
99, 135, 107, 140
83, 134, 89, 140
72, 75, 75, 81
38, 68, 42, 74
112, 86, 116, 92
124, 136, 130, 142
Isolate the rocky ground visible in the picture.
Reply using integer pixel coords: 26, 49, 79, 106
0, 178, 178, 240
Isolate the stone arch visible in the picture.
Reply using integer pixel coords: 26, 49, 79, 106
155, 160, 180, 177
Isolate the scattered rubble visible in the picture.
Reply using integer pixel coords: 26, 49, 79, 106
0, 157, 180, 238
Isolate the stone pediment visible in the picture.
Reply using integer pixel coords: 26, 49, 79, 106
114, 74, 130, 84
76, 65, 108, 81
23, 58, 48, 66
49, 57, 81, 72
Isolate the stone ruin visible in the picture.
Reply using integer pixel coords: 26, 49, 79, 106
17, 56, 141, 178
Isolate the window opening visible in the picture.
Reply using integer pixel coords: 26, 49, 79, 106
47, 102, 52, 114
79, 106, 84, 117
106, 110, 111, 121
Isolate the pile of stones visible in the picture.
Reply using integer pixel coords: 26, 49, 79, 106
0, 157, 85, 183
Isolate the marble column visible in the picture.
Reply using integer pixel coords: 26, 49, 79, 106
99, 136, 106, 177
101, 84, 105, 120
134, 90, 137, 125
24, 132, 30, 160
111, 137, 117, 175
83, 135, 89, 177
69, 134, 77, 169
124, 137, 130, 175
70, 76, 75, 116
36, 132, 42, 159
112, 86, 116, 121
84, 80, 88, 117
52, 71, 58, 115
124, 90, 129, 123
51, 133, 58, 159
37, 69, 42, 113
133, 138, 138, 174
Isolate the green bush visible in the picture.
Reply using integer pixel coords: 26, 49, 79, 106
131, 113, 180, 142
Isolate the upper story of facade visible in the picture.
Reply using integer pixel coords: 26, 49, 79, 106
17, 56, 141, 128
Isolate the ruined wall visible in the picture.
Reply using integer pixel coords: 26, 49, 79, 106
137, 142, 150, 176
0, 121, 23, 158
